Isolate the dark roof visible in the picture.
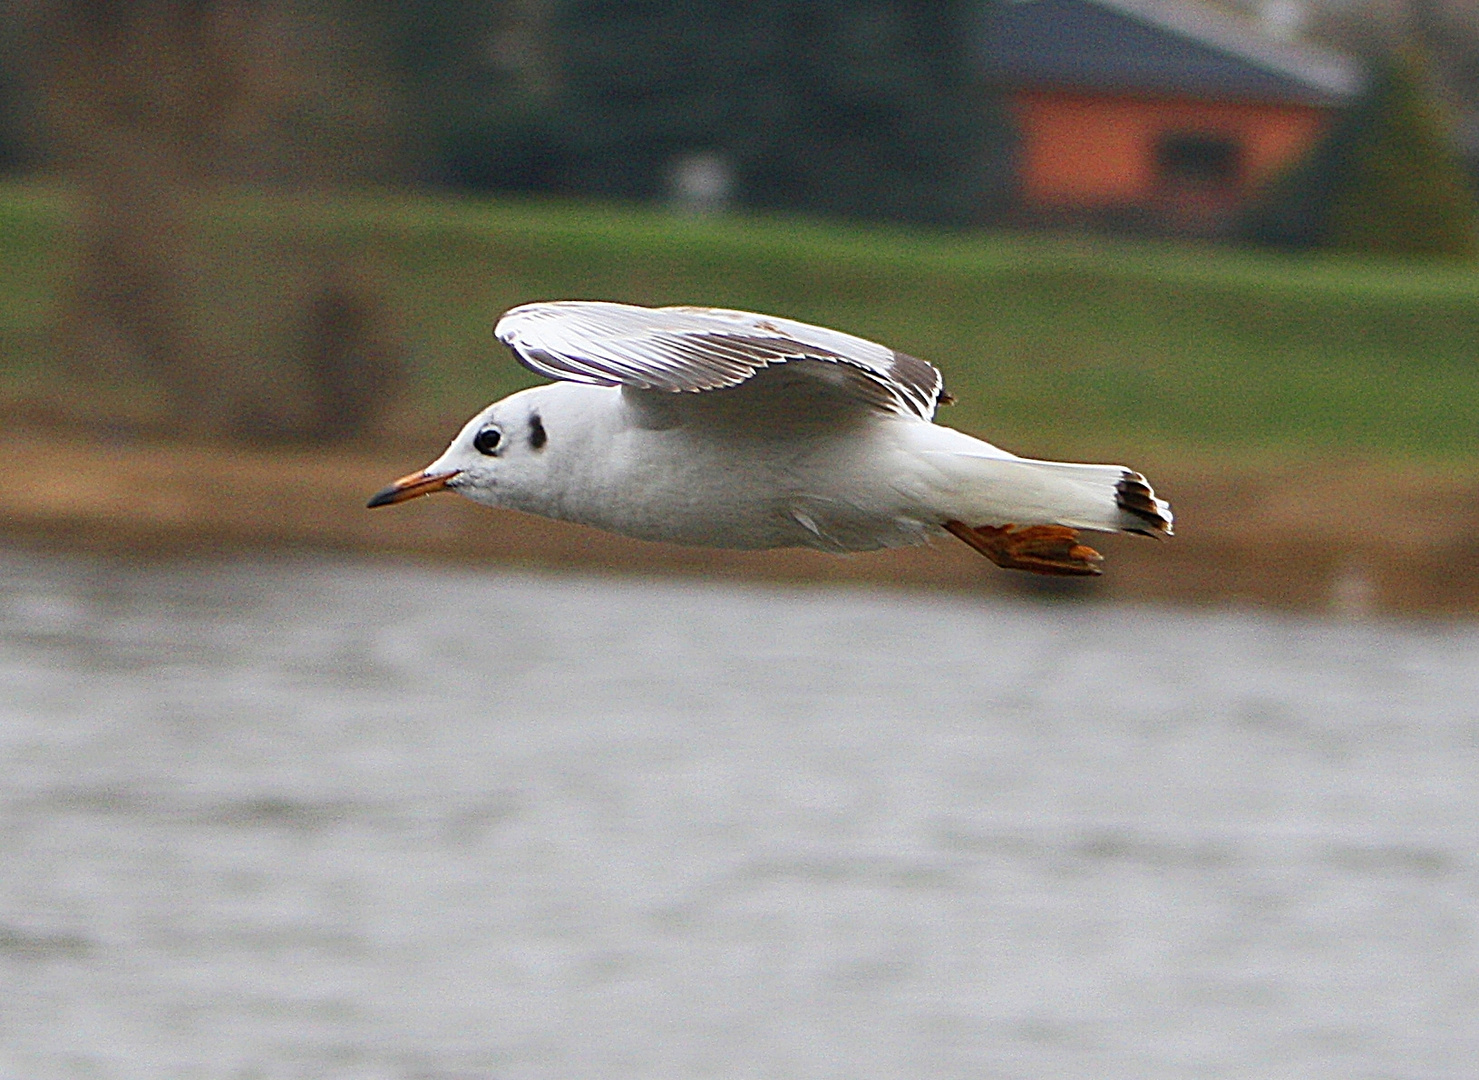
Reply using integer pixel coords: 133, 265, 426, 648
977, 0, 1363, 106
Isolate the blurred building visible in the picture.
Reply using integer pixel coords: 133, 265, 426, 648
978, 0, 1364, 235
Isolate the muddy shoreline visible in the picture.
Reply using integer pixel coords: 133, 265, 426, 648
3, 427, 1476, 616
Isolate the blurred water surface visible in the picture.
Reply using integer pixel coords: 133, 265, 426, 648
1, 548, 1476, 1080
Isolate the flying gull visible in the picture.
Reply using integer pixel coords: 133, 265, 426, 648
369, 301, 1172, 575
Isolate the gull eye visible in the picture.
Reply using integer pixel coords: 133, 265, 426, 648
473, 426, 502, 455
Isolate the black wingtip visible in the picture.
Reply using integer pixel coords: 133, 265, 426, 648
1116, 471, 1173, 536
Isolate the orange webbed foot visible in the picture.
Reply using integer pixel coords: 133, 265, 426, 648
944, 521, 1104, 577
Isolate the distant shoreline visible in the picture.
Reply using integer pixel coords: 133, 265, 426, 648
2, 425, 1476, 617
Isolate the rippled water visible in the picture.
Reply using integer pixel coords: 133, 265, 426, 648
1, 547, 1477, 1079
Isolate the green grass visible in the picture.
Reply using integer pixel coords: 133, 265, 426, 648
0, 187, 63, 384
4, 181, 1478, 461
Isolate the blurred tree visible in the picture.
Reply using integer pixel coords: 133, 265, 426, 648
371, 0, 1008, 224
375, 0, 563, 192
1327, 51, 1478, 257
553, 0, 765, 202
1245, 50, 1478, 257
1242, 80, 1371, 249
0, 19, 34, 173
551, 0, 1001, 226
739, 1, 998, 225
26, 0, 407, 442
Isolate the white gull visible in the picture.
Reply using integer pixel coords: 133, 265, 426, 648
369, 301, 1172, 576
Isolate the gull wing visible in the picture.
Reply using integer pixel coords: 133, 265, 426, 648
495, 300, 944, 421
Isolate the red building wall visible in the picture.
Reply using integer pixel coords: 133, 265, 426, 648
1010, 88, 1332, 229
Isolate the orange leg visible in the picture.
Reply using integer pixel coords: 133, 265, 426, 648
944, 521, 1105, 577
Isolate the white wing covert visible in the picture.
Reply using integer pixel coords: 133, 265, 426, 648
495, 300, 944, 421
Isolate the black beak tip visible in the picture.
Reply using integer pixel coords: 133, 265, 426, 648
366, 486, 399, 509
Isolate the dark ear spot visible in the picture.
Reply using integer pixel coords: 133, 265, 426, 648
528, 412, 548, 450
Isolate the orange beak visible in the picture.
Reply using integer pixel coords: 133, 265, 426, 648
366, 469, 461, 508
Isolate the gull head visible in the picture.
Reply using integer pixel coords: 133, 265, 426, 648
367, 388, 553, 511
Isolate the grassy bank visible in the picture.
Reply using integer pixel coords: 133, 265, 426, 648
2, 182, 1478, 463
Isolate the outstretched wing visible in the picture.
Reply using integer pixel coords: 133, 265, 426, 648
495, 301, 944, 421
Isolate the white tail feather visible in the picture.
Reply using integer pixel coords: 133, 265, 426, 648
928, 452, 1173, 536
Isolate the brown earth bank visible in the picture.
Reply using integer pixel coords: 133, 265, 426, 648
2, 425, 1476, 617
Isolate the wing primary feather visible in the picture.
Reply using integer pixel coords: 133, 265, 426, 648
495, 301, 944, 419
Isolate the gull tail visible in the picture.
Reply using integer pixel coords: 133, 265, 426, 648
929, 453, 1172, 576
